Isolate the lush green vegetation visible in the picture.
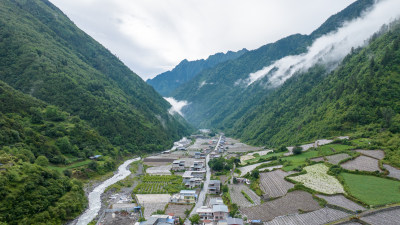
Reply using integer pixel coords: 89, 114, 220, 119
230, 21, 400, 167
171, 0, 374, 129
282, 151, 319, 171
0, 154, 86, 225
208, 157, 239, 173
133, 175, 184, 194
147, 49, 248, 96
0, 0, 191, 154
241, 190, 254, 204
244, 151, 284, 164
340, 173, 400, 206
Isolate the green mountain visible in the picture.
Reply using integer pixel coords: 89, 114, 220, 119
0, 81, 89, 224
171, 0, 374, 128
0, 0, 192, 153
147, 49, 248, 96
229, 21, 400, 166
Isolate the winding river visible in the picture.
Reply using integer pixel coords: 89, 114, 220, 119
76, 157, 141, 225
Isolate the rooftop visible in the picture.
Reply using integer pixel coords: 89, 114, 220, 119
180, 190, 196, 194
213, 204, 229, 213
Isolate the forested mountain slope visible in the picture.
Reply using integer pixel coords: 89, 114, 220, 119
229, 21, 400, 165
171, 0, 374, 128
0, 0, 192, 152
147, 49, 248, 96
0, 81, 89, 224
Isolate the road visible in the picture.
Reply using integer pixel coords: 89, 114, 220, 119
186, 135, 223, 224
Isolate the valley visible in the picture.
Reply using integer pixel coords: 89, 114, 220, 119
1, 0, 400, 224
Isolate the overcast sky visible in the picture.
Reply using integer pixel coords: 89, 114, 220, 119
49, 0, 356, 80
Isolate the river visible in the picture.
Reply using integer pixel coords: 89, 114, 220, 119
76, 157, 141, 225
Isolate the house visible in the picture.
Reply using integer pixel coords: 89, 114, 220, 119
140, 215, 175, 225
212, 204, 229, 221
194, 152, 201, 159
200, 152, 206, 159
162, 150, 171, 154
179, 190, 197, 203
89, 155, 102, 160
178, 147, 186, 151
196, 206, 213, 221
208, 180, 221, 194
227, 217, 244, 225
191, 170, 206, 179
182, 171, 194, 183
190, 161, 204, 171
184, 178, 202, 189
208, 198, 224, 208
172, 160, 185, 171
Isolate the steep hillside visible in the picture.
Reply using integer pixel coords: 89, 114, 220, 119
0, 81, 90, 225
147, 49, 248, 96
171, 0, 374, 128
230, 22, 400, 165
0, 0, 191, 152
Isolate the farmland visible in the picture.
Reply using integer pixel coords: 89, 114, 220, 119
315, 194, 365, 212
146, 165, 172, 175
341, 156, 382, 172
289, 164, 344, 194
133, 175, 183, 194
135, 194, 171, 219
355, 150, 385, 160
242, 151, 284, 164
263, 207, 349, 225
240, 191, 321, 222
361, 207, 400, 225
326, 153, 351, 165
229, 184, 260, 208
165, 203, 193, 219
259, 170, 294, 198
282, 150, 319, 171
383, 164, 400, 180
317, 144, 354, 156
341, 173, 400, 206
238, 162, 269, 175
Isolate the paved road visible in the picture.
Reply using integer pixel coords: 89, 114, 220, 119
185, 135, 223, 224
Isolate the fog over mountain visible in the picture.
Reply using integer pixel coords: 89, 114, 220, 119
239, 0, 400, 88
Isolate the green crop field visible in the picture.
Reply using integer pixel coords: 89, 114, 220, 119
48, 159, 92, 172
245, 152, 285, 164
133, 175, 184, 194
282, 151, 319, 171
317, 144, 354, 156
341, 173, 400, 206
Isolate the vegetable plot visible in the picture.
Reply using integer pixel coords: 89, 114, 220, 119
289, 164, 344, 194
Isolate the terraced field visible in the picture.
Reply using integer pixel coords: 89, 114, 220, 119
238, 162, 269, 175
289, 164, 344, 194
259, 170, 294, 198
241, 191, 321, 222
133, 175, 183, 194
341, 173, 400, 206
326, 153, 350, 165
360, 207, 400, 225
263, 207, 349, 225
355, 150, 385, 160
316, 194, 365, 212
384, 164, 400, 180
341, 156, 382, 172
229, 184, 261, 207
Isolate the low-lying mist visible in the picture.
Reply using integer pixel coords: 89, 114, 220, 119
164, 97, 190, 116
239, 0, 400, 88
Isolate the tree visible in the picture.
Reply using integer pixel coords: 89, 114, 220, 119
35, 156, 49, 167
293, 146, 303, 155
184, 209, 191, 218
189, 214, 200, 225
251, 170, 259, 179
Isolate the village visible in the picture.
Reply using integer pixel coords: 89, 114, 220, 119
94, 132, 400, 225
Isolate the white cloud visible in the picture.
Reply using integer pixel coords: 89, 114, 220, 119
164, 97, 189, 116
241, 0, 400, 87
49, 0, 355, 80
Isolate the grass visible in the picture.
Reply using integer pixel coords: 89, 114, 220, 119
48, 159, 92, 172
282, 151, 319, 171
241, 190, 254, 204
245, 152, 284, 164
341, 173, 400, 206
316, 144, 354, 156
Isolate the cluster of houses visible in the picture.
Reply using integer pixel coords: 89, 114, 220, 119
196, 197, 243, 225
